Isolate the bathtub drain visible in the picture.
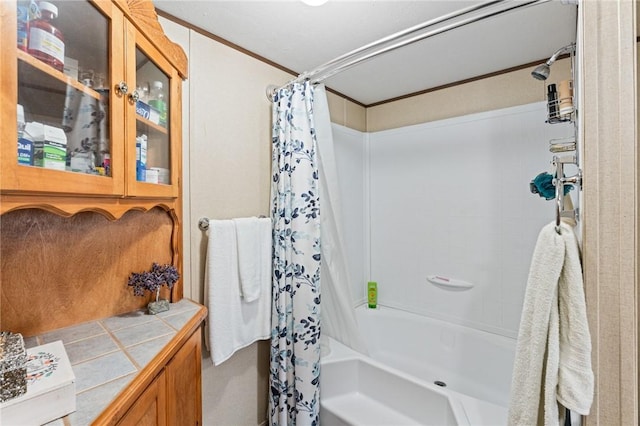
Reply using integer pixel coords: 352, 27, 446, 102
434, 380, 447, 387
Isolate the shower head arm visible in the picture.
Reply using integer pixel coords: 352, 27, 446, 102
546, 43, 576, 66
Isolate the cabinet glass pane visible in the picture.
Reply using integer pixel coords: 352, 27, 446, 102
16, 0, 110, 176
135, 48, 171, 185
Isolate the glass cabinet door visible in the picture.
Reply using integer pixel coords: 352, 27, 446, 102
125, 27, 179, 198
4, 0, 125, 195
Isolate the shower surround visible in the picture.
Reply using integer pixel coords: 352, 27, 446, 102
332, 101, 576, 338
320, 101, 577, 424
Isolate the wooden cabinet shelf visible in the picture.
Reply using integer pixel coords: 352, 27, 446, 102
18, 50, 102, 100
136, 115, 169, 134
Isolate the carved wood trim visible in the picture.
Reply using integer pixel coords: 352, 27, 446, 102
114, 0, 188, 79
0, 195, 177, 219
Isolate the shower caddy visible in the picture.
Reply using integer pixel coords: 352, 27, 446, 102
545, 45, 582, 234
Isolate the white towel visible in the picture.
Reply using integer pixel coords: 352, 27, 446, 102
204, 219, 272, 365
233, 217, 272, 302
508, 222, 593, 425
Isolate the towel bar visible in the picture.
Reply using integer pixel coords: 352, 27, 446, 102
198, 216, 269, 232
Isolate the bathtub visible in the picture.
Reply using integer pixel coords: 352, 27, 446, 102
320, 305, 516, 425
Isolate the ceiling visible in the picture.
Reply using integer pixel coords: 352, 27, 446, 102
153, 0, 577, 106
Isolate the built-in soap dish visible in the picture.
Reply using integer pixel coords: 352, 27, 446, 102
427, 275, 474, 291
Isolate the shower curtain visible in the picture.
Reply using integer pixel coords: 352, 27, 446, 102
313, 86, 368, 356
269, 81, 322, 425
269, 81, 366, 425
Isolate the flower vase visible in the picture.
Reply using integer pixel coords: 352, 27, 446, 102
147, 289, 169, 315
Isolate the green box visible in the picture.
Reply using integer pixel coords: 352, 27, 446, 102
27, 123, 67, 171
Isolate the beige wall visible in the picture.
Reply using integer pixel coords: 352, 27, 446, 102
326, 91, 367, 131
367, 58, 571, 132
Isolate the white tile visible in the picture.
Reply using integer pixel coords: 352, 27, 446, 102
41, 321, 105, 345
73, 351, 136, 393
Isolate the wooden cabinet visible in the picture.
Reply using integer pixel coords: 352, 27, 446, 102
117, 374, 167, 426
0, 0, 188, 321
0, 3, 199, 422
0, 0, 187, 210
165, 329, 203, 425
96, 310, 206, 425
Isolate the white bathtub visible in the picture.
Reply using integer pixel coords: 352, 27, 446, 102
320, 305, 516, 425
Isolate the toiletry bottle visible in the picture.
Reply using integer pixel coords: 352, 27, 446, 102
148, 81, 167, 126
136, 82, 149, 104
136, 134, 147, 181
17, 104, 26, 139
17, 104, 33, 166
18, 0, 41, 51
558, 79, 574, 118
16, 2, 30, 51
367, 281, 377, 309
27, 1, 64, 72
547, 83, 558, 121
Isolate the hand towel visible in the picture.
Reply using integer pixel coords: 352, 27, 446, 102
205, 219, 272, 365
508, 221, 593, 426
555, 223, 593, 417
233, 217, 272, 302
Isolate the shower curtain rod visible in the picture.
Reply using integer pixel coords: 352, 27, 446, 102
267, 0, 549, 99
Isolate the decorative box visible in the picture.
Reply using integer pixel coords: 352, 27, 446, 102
0, 332, 27, 402
0, 341, 76, 425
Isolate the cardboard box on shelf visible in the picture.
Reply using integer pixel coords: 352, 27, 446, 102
27, 122, 67, 171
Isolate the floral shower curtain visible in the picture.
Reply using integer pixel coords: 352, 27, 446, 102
269, 81, 322, 426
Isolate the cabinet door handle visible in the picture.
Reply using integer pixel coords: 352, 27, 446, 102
115, 81, 129, 96
128, 90, 140, 103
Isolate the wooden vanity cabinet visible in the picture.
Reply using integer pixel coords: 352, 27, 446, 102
165, 330, 203, 424
99, 311, 205, 426
117, 374, 167, 426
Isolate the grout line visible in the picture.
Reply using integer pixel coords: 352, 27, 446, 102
69, 348, 120, 367
97, 323, 143, 370
98, 315, 160, 334
74, 372, 136, 396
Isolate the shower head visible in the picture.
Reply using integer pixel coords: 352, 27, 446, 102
531, 43, 576, 81
531, 64, 550, 81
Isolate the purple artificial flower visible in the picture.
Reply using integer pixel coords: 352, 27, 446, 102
128, 263, 180, 298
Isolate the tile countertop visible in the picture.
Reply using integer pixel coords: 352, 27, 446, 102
22, 299, 204, 426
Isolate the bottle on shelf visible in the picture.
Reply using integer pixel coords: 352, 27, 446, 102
16, 2, 30, 51
136, 82, 149, 104
27, 1, 65, 72
17, 104, 34, 166
558, 79, 574, 118
17, 0, 42, 51
547, 83, 558, 121
148, 81, 167, 127
136, 134, 147, 182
